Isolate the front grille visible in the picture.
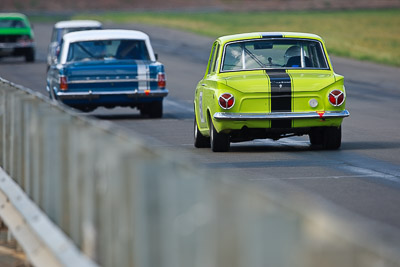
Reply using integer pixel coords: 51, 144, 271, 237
0, 35, 21, 43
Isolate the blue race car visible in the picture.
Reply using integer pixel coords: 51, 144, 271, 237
46, 29, 168, 117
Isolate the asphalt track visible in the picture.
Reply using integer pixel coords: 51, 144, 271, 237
1, 23, 400, 240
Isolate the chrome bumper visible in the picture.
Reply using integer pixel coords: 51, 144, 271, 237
214, 110, 350, 120
56, 89, 169, 100
0, 43, 35, 49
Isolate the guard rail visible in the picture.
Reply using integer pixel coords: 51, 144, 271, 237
1, 78, 400, 267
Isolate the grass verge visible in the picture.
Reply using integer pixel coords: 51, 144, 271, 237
74, 9, 400, 67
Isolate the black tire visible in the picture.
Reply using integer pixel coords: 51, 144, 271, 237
141, 101, 163, 118
210, 120, 230, 152
74, 106, 96, 113
309, 128, 324, 146
140, 105, 149, 116
25, 48, 35, 62
48, 89, 53, 100
194, 119, 210, 148
323, 126, 342, 150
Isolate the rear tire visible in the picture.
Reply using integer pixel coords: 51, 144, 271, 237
25, 48, 35, 62
323, 126, 342, 150
74, 106, 96, 113
141, 101, 163, 118
210, 120, 230, 152
47, 87, 53, 100
149, 101, 163, 118
309, 127, 342, 150
194, 119, 210, 148
309, 128, 324, 146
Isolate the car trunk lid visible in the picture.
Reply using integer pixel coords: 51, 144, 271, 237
63, 60, 161, 91
222, 70, 336, 93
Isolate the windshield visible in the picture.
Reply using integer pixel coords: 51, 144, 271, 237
0, 19, 27, 28
66, 39, 150, 63
222, 39, 328, 71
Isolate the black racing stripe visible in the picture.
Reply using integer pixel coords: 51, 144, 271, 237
261, 33, 283, 38
265, 69, 292, 128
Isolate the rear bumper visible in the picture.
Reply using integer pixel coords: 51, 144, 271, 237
0, 42, 35, 49
214, 110, 350, 120
0, 43, 34, 56
56, 88, 169, 100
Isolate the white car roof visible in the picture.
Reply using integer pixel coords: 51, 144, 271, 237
54, 20, 102, 29
63, 29, 150, 43
59, 29, 156, 63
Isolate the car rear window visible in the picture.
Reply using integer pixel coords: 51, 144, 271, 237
51, 27, 102, 43
0, 19, 27, 29
222, 39, 329, 71
66, 39, 150, 63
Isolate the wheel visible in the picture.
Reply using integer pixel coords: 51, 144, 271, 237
323, 126, 342, 150
194, 119, 210, 148
309, 128, 323, 146
25, 48, 35, 62
140, 105, 149, 116
47, 87, 53, 100
74, 106, 96, 113
210, 120, 230, 152
141, 101, 163, 118
149, 101, 163, 118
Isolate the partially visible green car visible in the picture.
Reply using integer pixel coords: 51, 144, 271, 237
194, 32, 349, 152
0, 13, 35, 62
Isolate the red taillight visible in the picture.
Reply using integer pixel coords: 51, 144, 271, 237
218, 93, 235, 109
328, 90, 344, 106
17, 35, 31, 43
60, 76, 68, 91
158, 73, 166, 89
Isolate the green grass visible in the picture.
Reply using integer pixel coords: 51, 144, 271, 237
29, 14, 72, 23
74, 9, 400, 67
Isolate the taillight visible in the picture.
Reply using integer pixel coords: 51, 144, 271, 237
158, 73, 166, 89
218, 93, 235, 109
17, 35, 33, 45
60, 76, 68, 91
328, 90, 344, 106
17, 35, 29, 42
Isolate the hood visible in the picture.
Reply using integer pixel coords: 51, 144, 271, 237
222, 71, 336, 93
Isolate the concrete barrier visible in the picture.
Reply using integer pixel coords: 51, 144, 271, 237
1, 77, 400, 267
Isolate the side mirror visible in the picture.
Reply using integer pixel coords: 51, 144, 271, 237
155, 53, 159, 61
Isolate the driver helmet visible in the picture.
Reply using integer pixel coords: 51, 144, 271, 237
284, 45, 301, 62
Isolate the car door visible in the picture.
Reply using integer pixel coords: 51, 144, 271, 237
196, 41, 220, 130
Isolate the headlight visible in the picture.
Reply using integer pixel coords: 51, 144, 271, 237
17, 35, 33, 44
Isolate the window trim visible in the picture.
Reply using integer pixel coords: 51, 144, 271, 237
211, 43, 220, 73
65, 39, 150, 63
206, 41, 220, 76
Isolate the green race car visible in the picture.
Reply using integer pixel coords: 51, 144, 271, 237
0, 13, 35, 62
194, 32, 349, 152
